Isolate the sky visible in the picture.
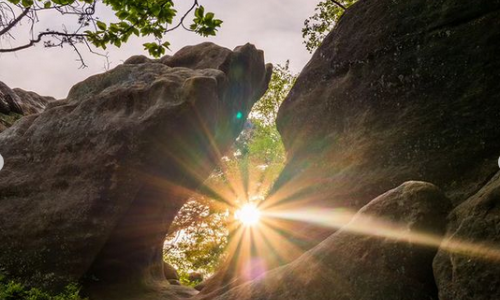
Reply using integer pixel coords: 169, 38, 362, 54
0, 0, 319, 99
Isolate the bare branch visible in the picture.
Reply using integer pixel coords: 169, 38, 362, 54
0, 7, 29, 36
330, 0, 347, 10
0, 30, 87, 52
82, 38, 111, 69
0, 3, 16, 28
165, 0, 198, 33
69, 39, 88, 69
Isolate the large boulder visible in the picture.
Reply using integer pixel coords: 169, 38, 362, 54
209, 181, 452, 300
272, 0, 500, 217
0, 81, 54, 131
0, 42, 271, 298
433, 171, 500, 300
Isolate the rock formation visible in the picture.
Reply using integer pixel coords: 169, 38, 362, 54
239, 1, 500, 283
0, 81, 54, 131
0, 42, 271, 299
433, 171, 500, 300
210, 182, 451, 300
272, 0, 500, 214
193, 0, 500, 299
195, 1, 500, 298
1, 0, 499, 299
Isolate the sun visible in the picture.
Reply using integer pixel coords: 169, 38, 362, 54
235, 203, 261, 226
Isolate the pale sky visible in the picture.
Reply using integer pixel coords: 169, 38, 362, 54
0, 0, 318, 99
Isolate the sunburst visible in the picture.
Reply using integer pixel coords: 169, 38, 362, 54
235, 203, 261, 226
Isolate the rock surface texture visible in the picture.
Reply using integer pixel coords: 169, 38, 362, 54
0, 81, 54, 131
273, 0, 500, 214
0, 42, 271, 299
433, 171, 500, 300
209, 182, 451, 300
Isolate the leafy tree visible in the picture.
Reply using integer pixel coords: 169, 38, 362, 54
0, 0, 221, 64
302, 0, 356, 53
250, 61, 296, 126
163, 199, 230, 284
163, 62, 297, 284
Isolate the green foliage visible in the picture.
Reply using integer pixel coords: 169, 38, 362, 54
3, 0, 222, 57
178, 274, 198, 287
87, 0, 221, 56
0, 113, 23, 128
190, 6, 223, 37
0, 275, 86, 300
247, 120, 285, 164
164, 200, 229, 285
250, 61, 296, 126
163, 62, 297, 284
302, 0, 357, 52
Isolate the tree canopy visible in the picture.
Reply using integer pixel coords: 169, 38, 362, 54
1, 0, 357, 66
302, 0, 356, 52
0, 0, 221, 63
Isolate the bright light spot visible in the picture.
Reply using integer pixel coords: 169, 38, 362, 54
235, 203, 261, 226
236, 111, 243, 119
257, 164, 268, 171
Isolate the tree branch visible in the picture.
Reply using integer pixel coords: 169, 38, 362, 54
0, 7, 30, 36
166, 0, 198, 33
329, 0, 346, 10
0, 31, 87, 52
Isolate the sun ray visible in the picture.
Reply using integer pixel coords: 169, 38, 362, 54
254, 221, 303, 266
266, 207, 500, 263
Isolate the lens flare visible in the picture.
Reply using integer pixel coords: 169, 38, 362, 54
235, 204, 261, 226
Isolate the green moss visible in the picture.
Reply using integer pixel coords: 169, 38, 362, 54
178, 274, 201, 287
0, 113, 23, 128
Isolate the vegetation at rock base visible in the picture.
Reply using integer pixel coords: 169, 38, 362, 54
163, 62, 296, 284
0, 274, 86, 300
0, 0, 221, 62
302, 0, 357, 52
